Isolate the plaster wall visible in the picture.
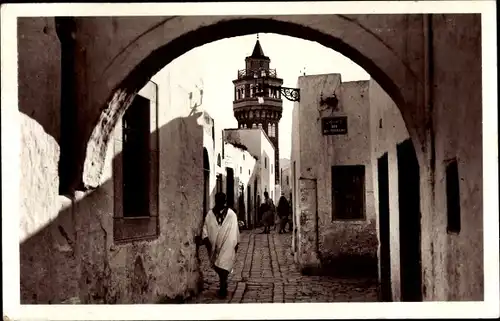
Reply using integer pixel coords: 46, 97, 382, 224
368, 79, 410, 301
423, 14, 483, 301
20, 70, 209, 304
291, 74, 377, 275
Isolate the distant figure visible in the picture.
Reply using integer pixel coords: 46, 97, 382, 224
259, 191, 275, 234
202, 192, 240, 298
277, 194, 290, 234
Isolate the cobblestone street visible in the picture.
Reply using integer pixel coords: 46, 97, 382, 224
190, 229, 379, 303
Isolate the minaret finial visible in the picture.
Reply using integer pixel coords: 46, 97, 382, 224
257, 33, 259, 40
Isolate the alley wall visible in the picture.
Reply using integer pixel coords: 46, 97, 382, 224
423, 14, 483, 301
368, 79, 410, 301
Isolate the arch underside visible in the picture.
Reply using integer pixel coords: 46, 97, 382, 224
82, 15, 424, 189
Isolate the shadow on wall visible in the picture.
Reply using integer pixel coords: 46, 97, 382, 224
312, 220, 379, 278
20, 112, 220, 304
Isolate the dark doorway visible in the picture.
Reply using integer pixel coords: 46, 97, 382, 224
226, 167, 235, 209
203, 148, 210, 217
254, 182, 258, 227
378, 153, 392, 301
247, 186, 252, 228
122, 95, 150, 217
397, 139, 422, 302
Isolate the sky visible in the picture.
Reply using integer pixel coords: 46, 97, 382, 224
153, 33, 370, 159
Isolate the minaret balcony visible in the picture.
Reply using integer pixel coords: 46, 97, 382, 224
237, 68, 277, 80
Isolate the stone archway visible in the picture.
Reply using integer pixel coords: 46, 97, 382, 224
14, 13, 485, 304
77, 15, 427, 190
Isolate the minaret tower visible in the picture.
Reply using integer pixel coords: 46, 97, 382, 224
232, 35, 283, 183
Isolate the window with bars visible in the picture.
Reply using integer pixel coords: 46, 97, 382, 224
331, 165, 366, 220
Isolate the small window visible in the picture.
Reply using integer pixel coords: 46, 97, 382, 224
331, 165, 366, 220
248, 169, 251, 175
265, 157, 267, 169
271, 165, 273, 174
286, 175, 289, 185
446, 159, 461, 234
217, 154, 221, 167
122, 96, 150, 218
240, 167, 242, 174
243, 154, 245, 161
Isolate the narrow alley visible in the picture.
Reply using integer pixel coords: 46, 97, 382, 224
190, 230, 379, 303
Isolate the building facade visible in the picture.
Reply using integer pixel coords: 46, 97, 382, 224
224, 128, 276, 226
232, 37, 283, 184
217, 137, 258, 228
291, 74, 378, 278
